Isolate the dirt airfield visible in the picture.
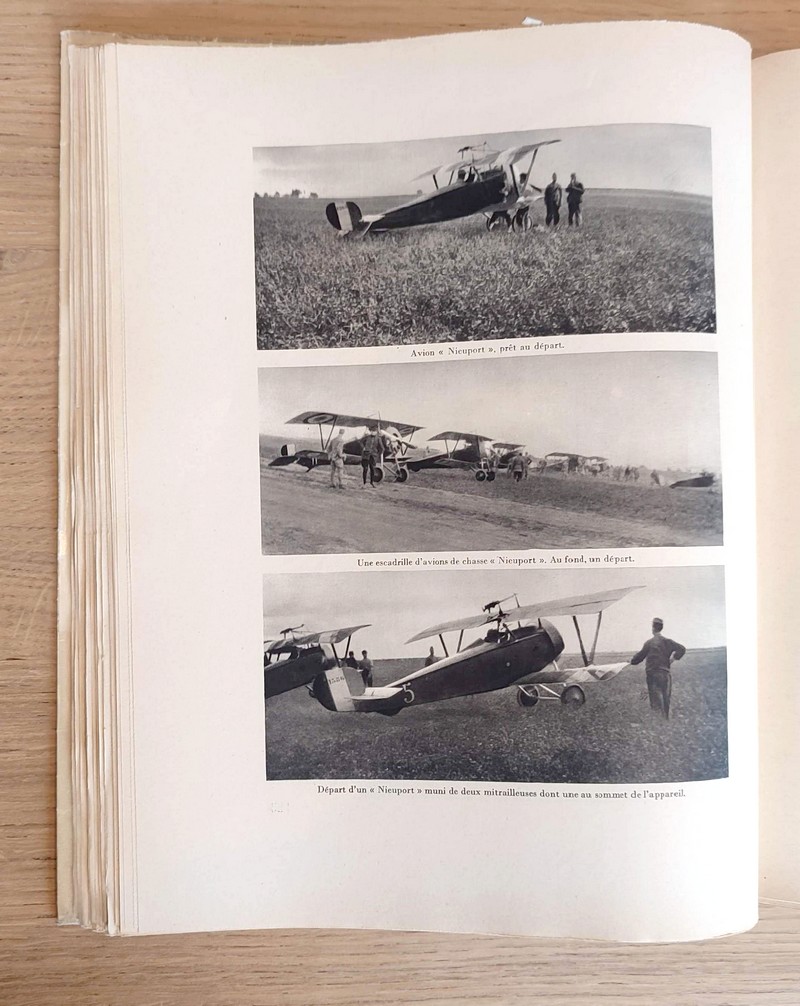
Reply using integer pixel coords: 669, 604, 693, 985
260, 462, 723, 554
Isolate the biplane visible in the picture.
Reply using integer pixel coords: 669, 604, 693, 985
324, 140, 560, 237
264, 624, 369, 699
272, 585, 643, 716
268, 410, 423, 483
405, 432, 525, 481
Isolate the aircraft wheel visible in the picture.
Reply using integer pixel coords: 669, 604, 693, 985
372, 468, 384, 484
512, 210, 532, 233
517, 686, 540, 708
561, 685, 586, 709
486, 212, 511, 232
395, 468, 409, 483
475, 470, 487, 482
486, 471, 496, 482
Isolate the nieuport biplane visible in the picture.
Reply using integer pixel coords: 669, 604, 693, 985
405, 434, 528, 482
325, 140, 560, 237
264, 624, 369, 699
269, 411, 423, 483
266, 586, 643, 716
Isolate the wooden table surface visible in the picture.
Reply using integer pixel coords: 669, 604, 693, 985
2, 2, 799, 1002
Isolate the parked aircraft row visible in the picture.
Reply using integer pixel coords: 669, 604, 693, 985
264, 586, 642, 716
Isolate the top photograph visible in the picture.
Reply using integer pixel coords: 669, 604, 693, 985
253, 123, 715, 349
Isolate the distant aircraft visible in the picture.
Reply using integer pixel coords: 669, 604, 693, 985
268, 410, 423, 483
405, 431, 522, 482
264, 624, 369, 699
266, 586, 643, 716
670, 472, 716, 489
324, 140, 560, 237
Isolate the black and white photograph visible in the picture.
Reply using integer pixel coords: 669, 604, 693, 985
259, 351, 723, 554
253, 123, 715, 349
263, 565, 727, 783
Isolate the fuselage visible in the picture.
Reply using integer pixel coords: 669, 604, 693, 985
370, 170, 507, 231
388, 619, 565, 707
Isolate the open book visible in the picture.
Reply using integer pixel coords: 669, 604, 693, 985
58, 21, 799, 940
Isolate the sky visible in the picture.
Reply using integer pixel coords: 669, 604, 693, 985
253, 123, 712, 199
262, 566, 726, 660
258, 352, 721, 472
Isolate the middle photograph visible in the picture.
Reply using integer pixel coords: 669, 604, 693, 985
259, 351, 722, 554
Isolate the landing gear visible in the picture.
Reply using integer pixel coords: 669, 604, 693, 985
394, 467, 409, 483
486, 211, 511, 232
560, 685, 586, 708
517, 685, 540, 708
372, 467, 384, 484
486, 471, 496, 482
475, 470, 487, 482
512, 208, 532, 232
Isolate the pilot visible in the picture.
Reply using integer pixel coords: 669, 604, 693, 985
424, 646, 437, 667
566, 172, 585, 226
544, 172, 562, 227
360, 425, 383, 488
329, 427, 346, 489
629, 618, 686, 720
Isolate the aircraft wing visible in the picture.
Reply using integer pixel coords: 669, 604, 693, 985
508, 586, 644, 623
428, 430, 494, 443
493, 442, 524, 451
292, 624, 371, 647
285, 411, 424, 439
495, 140, 561, 167
406, 611, 497, 643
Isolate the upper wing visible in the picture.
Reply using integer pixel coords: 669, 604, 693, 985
508, 586, 645, 623
406, 586, 643, 644
428, 430, 494, 443
406, 611, 496, 643
492, 442, 524, 451
493, 139, 560, 168
293, 624, 371, 647
286, 411, 424, 439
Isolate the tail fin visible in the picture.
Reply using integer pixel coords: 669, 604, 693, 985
310, 645, 356, 711
325, 200, 364, 235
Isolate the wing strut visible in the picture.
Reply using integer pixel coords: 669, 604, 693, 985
572, 611, 604, 667
439, 633, 449, 658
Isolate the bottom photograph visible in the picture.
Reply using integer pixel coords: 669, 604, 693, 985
263, 565, 727, 784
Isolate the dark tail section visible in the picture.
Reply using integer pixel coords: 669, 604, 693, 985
325, 201, 364, 235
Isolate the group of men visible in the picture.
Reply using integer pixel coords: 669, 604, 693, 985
543, 172, 585, 227
345, 649, 374, 689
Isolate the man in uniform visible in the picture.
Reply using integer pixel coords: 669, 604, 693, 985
629, 617, 686, 720
544, 172, 562, 227
566, 172, 585, 227
359, 425, 383, 488
329, 427, 346, 489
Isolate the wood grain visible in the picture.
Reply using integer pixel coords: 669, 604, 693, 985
2, 2, 800, 1003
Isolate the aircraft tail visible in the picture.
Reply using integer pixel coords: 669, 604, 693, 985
309, 645, 356, 711
325, 200, 365, 235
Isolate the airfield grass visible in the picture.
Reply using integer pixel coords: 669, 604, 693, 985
254, 191, 716, 348
265, 648, 728, 784
259, 438, 724, 543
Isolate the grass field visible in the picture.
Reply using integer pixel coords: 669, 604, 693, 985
254, 190, 716, 348
265, 648, 727, 784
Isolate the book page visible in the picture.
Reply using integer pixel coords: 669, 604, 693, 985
753, 50, 800, 905
99, 22, 755, 939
